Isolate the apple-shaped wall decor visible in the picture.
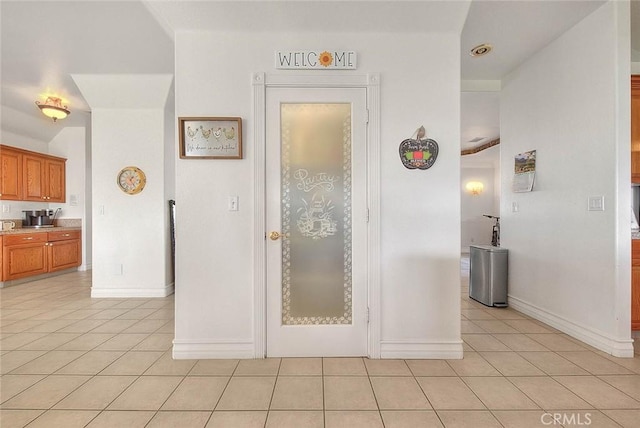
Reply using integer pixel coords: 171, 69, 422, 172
399, 126, 439, 170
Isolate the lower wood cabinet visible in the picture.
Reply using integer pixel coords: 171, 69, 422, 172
48, 230, 82, 273
2, 230, 81, 281
2, 233, 48, 281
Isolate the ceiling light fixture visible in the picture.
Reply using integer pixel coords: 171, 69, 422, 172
470, 44, 492, 57
35, 96, 70, 122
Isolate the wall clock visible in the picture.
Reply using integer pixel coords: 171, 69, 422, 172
117, 166, 146, 195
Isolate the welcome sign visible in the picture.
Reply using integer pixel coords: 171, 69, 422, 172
276, 50, 357, 70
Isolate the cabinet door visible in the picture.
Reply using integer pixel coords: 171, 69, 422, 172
1, 148, 23, 200
46, 159, 66, 202
48, 239, 81, 272
3, 243, 48, 280
22, 154, 46, 201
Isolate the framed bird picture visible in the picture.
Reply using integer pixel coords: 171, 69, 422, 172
178, 117, 243, 159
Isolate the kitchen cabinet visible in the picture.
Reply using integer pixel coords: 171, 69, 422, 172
632, 240, 640, 331
2, 233, 49, 281
0, 146, 23, 200
0, 145, 66, 202
23, 153, 66, 202
632, 76, 640, 183
2, 230, 81, 281
47, 230, 81, 272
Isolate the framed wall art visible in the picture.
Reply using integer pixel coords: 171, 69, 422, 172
179, 117, 243, 159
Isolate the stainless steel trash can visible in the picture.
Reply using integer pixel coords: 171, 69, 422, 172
469, 245, 508, 307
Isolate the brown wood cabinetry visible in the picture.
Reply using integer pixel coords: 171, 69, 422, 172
632, 240, 640, 331
0, 145, 66, 202
632, 76, 640, 182
2, 233, 49, 281
1, 230, 81, 281
47, 230, 81, 272
0, 146, 23, 200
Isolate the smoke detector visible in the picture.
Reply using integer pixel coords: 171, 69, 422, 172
470, 44, 493, 57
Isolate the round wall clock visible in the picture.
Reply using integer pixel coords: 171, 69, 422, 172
117, 166, 146, 195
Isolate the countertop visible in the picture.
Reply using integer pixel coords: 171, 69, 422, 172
0, 226, 81, 236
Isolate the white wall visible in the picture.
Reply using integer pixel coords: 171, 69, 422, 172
164, 86, 176, 285
500, 2, 633, 357
48, 127, 90, 270
174, 31, 462, 359
461, 167, 497, 250
73, 74, 174, 298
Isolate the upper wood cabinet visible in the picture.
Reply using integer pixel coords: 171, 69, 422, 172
632, 76, 640, 182
0, 146, 23, 200
0, 145, 66, 202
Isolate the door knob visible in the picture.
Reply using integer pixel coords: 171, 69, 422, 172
269, 231, 281, 241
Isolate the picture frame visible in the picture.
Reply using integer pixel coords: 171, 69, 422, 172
178, 117, 243, 159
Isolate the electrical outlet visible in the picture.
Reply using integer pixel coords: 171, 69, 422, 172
1, 204, 10, 213
588, 196, 605, 211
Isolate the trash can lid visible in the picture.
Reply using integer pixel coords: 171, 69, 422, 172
469, 245, 508, 252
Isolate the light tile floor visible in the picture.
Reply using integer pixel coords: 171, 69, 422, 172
0, 268, 639, 427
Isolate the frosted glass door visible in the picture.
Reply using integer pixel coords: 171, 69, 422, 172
266, 87, 368, 357
281, 103, 352, 325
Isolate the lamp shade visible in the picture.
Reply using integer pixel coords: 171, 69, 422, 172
465, 181, 484, 195
35, 96, 70, 122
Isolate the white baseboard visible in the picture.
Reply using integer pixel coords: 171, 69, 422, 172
173, 339, 255, 359
79, 263, 92, 272
508, 295, 634, 358
91, 283, 174, 298
380, 340, 463, 359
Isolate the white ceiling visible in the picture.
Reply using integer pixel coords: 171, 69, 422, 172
0, 0, 173, 141
461, 0, 608, 80
143, 0, 472, 35
0, 0, 637, 148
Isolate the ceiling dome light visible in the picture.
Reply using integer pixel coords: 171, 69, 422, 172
470, 44, 493, 57
35, 96, 70, 122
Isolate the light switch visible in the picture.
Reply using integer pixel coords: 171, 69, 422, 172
99, 205, 105, 215
588, 196, 605, 211
512, 202, 519, 213
229, 196, 239, 211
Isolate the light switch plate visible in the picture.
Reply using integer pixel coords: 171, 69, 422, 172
588, 196, 605, 211
229, 196, 239, 211
512, 202, 519, 213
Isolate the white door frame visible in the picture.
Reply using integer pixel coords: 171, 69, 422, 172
252, 72, 381, 358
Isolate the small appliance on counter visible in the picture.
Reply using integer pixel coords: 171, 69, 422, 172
22, 209, 56, 228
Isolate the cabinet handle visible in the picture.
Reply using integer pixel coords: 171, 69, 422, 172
62, 234, 70, 237
23, 237, 34, 240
